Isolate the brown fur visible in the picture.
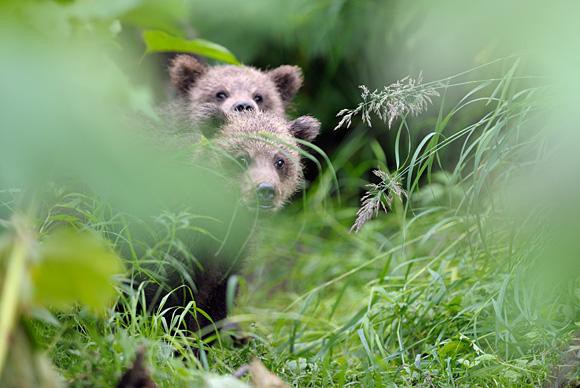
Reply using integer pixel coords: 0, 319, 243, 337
168, 55, 303, 124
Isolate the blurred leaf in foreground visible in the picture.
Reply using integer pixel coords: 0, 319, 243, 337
31, 229, 124, 312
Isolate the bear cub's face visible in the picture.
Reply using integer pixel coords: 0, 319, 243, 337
216, 113, 320, 210
170, 55, 303, 120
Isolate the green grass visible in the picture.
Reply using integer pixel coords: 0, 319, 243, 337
23, 61, 578, 387
1, 2, 578, 386
32, 198, 575, 387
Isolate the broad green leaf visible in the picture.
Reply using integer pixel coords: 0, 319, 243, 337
143, 30, 239, 64
31, 230, 124, 311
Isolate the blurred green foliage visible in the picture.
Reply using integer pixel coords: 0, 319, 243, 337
31, 230, 123, 310
0, 0, 578, 386
0, 1, 252, 385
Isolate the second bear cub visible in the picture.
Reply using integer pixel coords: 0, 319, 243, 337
218, 112, 320, 210
140, 111, 321, 339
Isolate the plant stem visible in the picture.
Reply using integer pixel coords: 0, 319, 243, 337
0, 224, 27, 378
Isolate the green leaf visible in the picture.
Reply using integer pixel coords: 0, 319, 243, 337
31, 230, 124, 312
143, 30, 239, 64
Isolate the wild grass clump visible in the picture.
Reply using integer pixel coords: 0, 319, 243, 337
239, 58, 578, 386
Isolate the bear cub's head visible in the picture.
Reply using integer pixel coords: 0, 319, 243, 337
216, 112, 320, 210
170, 55, 303, 121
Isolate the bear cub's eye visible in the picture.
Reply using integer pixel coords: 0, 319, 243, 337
274, 158, 285, 170
253, 94, 263, 103
216, 91, 228, 101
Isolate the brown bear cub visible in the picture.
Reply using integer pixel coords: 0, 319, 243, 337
218, 112, 320, 210
167, 55, 303, 126
138, 112, 320, 345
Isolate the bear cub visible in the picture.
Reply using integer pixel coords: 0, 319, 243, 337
140, 112, 320, 341
218, 112, 320, 210
167, 55, 304, 126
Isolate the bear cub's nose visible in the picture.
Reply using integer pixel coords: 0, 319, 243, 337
256, 182, 275, 207
234, 102, 255, 112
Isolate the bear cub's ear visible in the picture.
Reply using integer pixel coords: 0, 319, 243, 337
289, 116, 320, 142
268, 65, 303, 104
169, 55, 207, 96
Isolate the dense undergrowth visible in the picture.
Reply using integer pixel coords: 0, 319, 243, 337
1, 1, 579, 387
21, 63, 578, 387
